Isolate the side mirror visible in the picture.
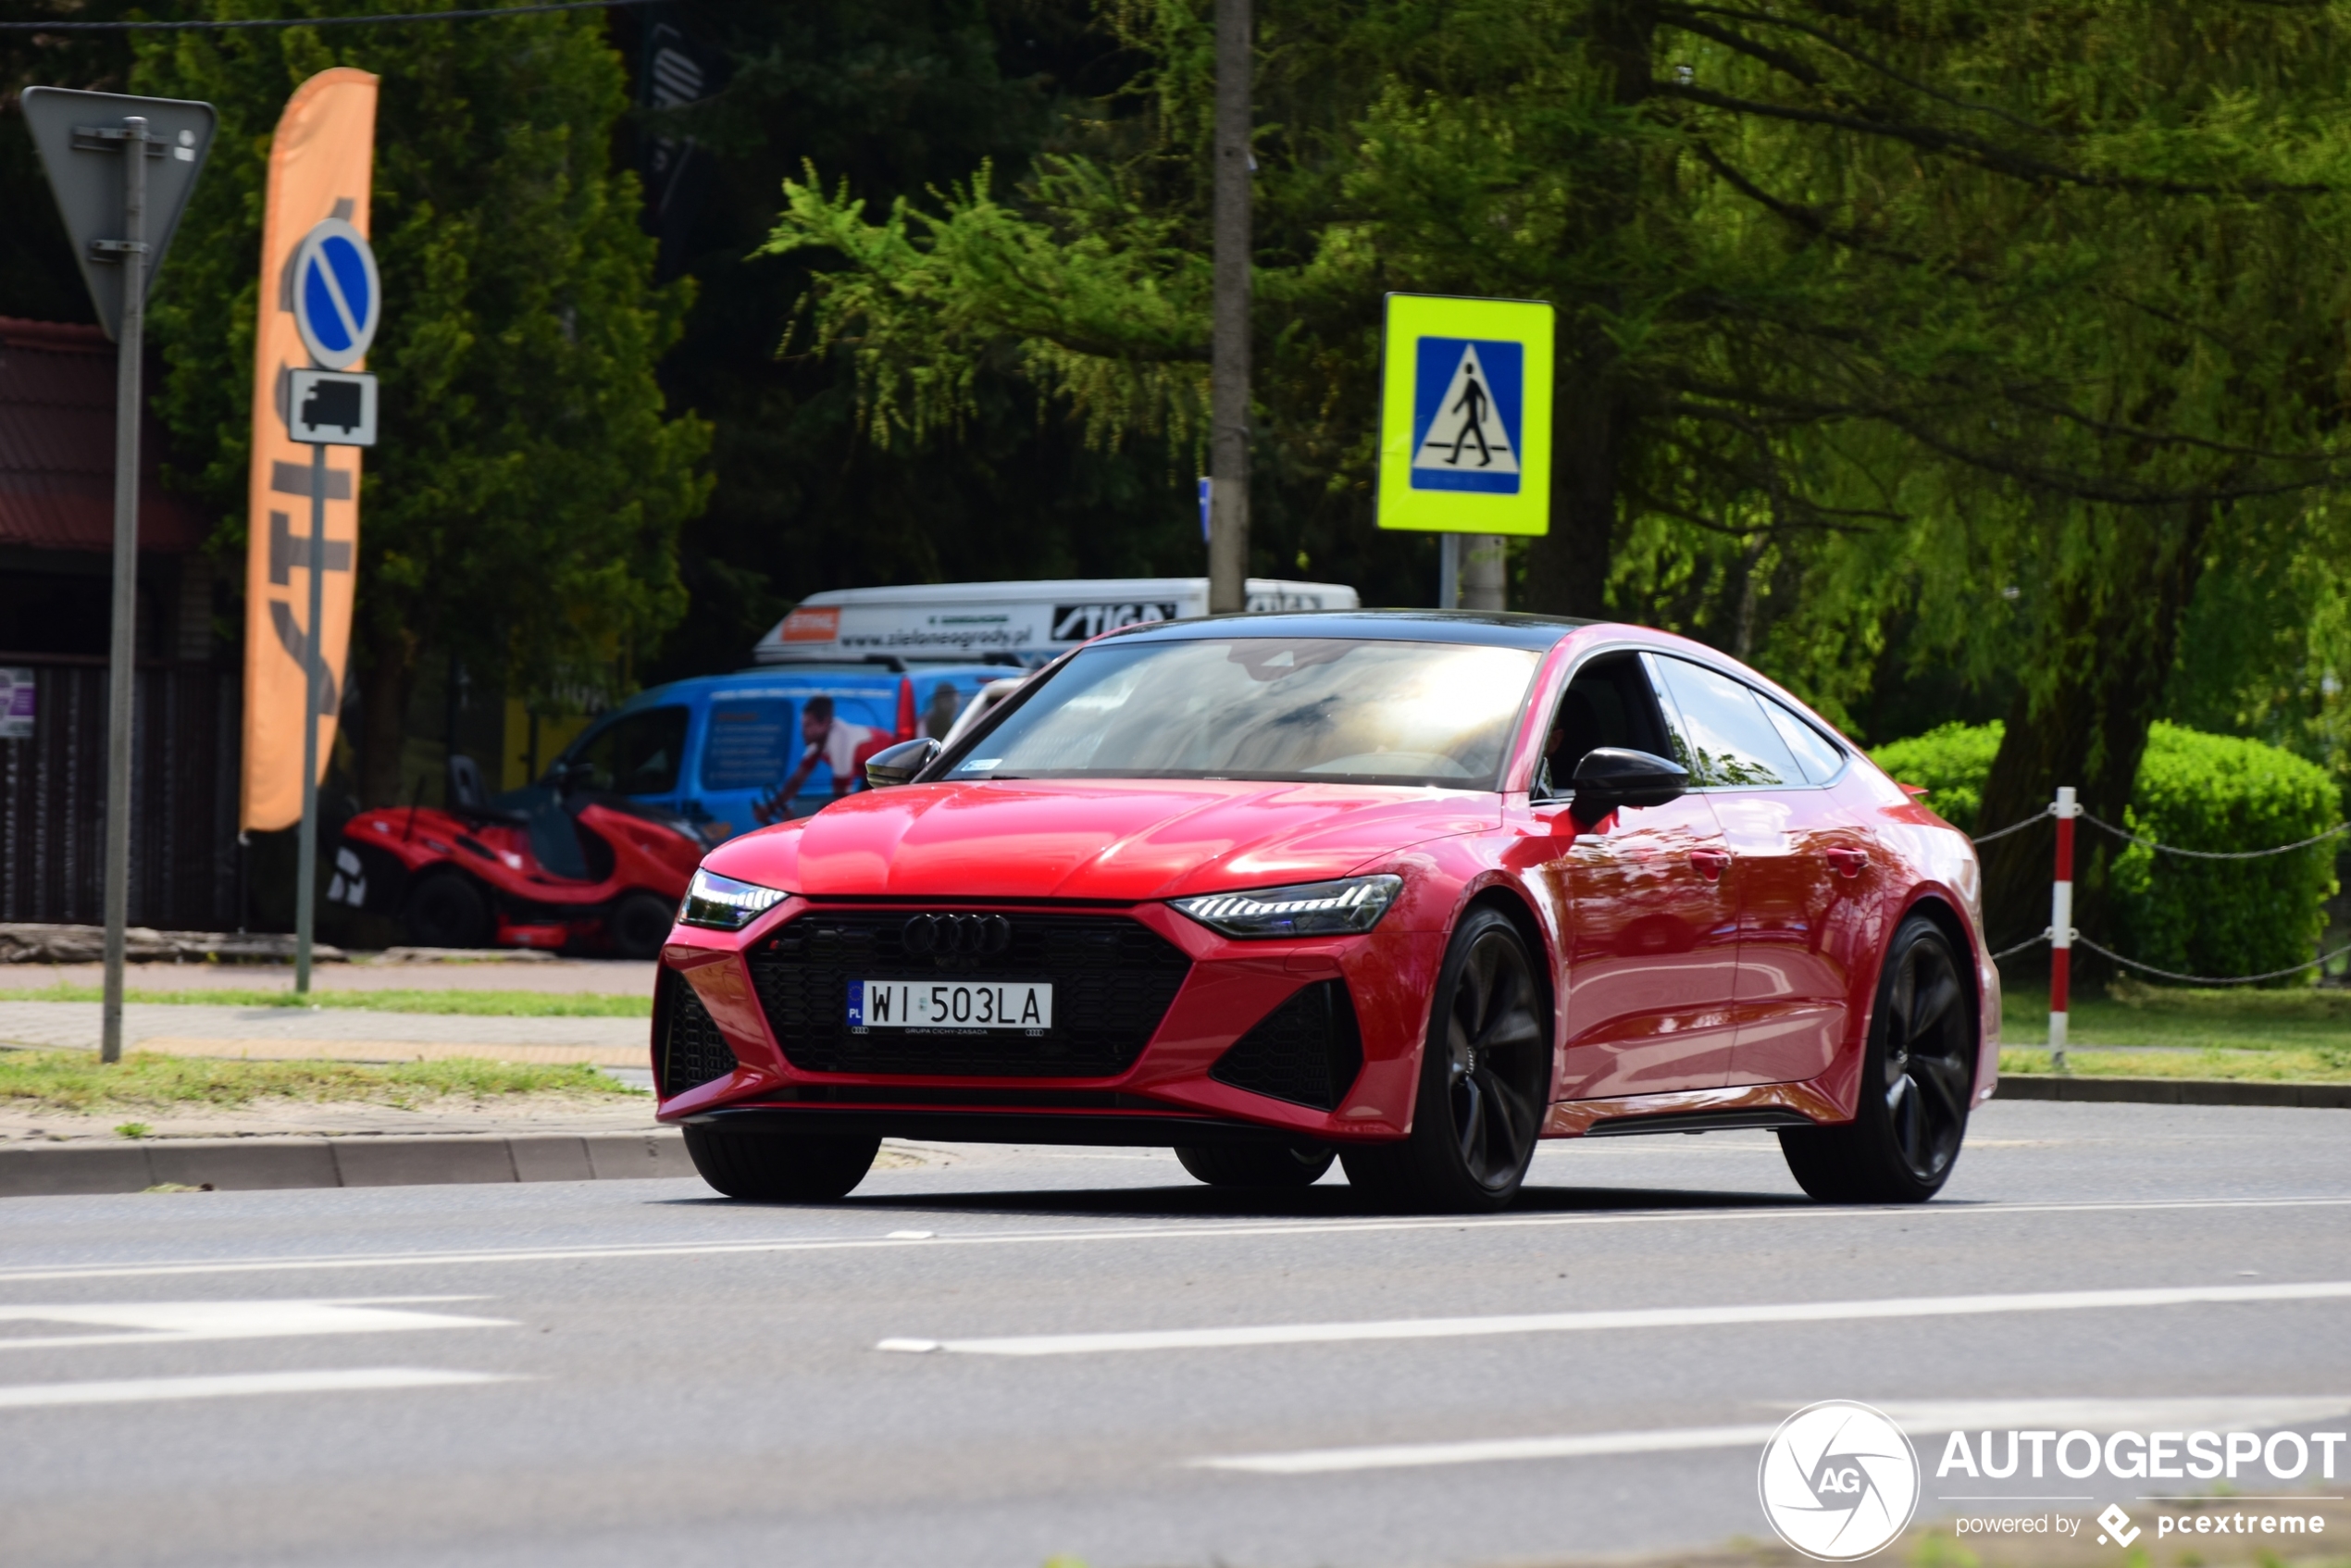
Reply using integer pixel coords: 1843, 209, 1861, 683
865, 737, 940, 789
1569, 747, 1688, 826
554, 761, 596, 796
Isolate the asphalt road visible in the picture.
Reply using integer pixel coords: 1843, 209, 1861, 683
2, 1100, 2348, 1568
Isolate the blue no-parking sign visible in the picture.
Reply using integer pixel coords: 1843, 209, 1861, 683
292, 217, 379, 370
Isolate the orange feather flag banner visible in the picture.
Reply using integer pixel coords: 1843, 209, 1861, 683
242, 67, 378, 833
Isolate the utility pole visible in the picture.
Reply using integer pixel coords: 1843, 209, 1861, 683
1208, 0, 1251, 615
98, 116, 148, 1065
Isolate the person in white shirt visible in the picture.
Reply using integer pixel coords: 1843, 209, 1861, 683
753, 696, 882, 823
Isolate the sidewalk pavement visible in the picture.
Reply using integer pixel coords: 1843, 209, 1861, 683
0, 1002, 648, 1068
6, 956, 654, 996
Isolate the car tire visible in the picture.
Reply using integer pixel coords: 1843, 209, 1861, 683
682, 1124, 881, 1201
609, 890, 677, 962
403, 868, 491, 948
1174, 1142, 1336, 1188
1339, 906, 1550, 1213
1779, 913, 1974, 1204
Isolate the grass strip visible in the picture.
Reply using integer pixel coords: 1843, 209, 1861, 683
1999, 979, 2351, 1054
0, 985, 649, 1017
0, 1050, 645, 1114
1998, 1046, 2351, 1082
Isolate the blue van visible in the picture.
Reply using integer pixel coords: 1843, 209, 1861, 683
534, 663, 1006, 843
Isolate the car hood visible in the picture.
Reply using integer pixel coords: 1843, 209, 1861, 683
703, 778, 1498, 902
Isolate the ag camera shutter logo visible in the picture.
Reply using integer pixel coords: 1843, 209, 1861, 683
1759, 1400, 1922, 1561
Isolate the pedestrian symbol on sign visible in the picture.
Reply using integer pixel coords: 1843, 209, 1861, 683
1411, 338, 1523, 493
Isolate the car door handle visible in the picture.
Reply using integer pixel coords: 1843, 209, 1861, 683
1689, 848, 1732, 882
1825, 847, 1869, 879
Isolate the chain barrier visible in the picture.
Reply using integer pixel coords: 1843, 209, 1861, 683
2066, 932, 2351, 988
1969, 804, 2055, 846
1986, 928, 2052, 964
1986, 927, 2351, 986
2076, 812, 2351, 862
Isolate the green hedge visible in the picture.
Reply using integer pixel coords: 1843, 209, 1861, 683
1870, 721, 2340, 985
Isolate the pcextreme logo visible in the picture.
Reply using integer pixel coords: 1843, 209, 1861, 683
1759, 1401, 1923, 1561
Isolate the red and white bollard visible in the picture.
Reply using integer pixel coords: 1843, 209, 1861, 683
2049, 785, 2076, 1070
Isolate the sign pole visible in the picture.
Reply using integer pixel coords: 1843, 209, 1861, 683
99, 115, 150, 1066
1438, 534, 1460, 609
1208, 0, 1251, 616
294, 437, 330, 994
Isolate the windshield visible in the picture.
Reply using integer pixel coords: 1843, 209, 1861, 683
945, 637, 1541, 787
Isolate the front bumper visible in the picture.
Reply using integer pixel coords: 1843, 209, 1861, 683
651, 896, 1444, 1143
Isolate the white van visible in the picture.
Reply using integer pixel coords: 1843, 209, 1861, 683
751, 577, 1361, 666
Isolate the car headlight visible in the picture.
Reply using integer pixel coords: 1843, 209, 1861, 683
678, 868, 790, 931
1171, 874, 1403, 939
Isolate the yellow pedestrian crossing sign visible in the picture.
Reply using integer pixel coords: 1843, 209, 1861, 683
1378, 293, 1554, 535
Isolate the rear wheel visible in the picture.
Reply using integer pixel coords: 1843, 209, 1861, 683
1779, 914, 1974, 1203
403, 868, 491, 948
1175, 1142, 1336, 1188
1341, 907, 1549, 1213
682, 1124, 880, 1201
609, 890, 677, 961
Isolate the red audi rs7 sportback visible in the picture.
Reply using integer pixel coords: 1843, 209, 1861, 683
652, 612, 1997, 1212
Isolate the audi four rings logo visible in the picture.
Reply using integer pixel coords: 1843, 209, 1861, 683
902, 914, 1014, 957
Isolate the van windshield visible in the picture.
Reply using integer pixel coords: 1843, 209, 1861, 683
945, 638, 1539, 788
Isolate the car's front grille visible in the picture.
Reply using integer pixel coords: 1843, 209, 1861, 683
1211, 979, 1364, 1110
746, 909, 1192, 1076
660, 970, 739, 1097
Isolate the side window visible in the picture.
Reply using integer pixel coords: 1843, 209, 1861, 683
701, 702, 795, 791
1761, 696, 1846, 784
571, 705, 690, 795
1538, 653, 1673, 795
1648, 656, 1801, 788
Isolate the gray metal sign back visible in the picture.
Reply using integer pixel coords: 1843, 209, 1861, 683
20, 87, 217, 342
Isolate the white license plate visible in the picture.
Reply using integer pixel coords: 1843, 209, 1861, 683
848, 979, 1053, 1032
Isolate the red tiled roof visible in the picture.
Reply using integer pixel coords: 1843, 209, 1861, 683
0, 316, 206, 554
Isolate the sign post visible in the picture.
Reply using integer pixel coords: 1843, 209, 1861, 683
21, 88, 215, 1063
1376, 293, 1556, 608
284, 218, 382, 994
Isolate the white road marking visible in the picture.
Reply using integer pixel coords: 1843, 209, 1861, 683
1193, 1395, 2351, 1475
0, 1367, 515, 1411
878, 1278, 2351, 1358
0, 1297, 511, 1351
0, 1195, 2342, 1287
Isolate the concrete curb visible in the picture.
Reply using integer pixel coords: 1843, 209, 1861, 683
0, 1130, 695, 1196
1997, 1075, 2351, 1109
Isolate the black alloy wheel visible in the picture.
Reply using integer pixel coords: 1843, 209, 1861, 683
1780, 914, 1974, 1203
682, 1124, 881, 1201
609, 890, 678, 962
403, 868, 491, 948
1342, 906, 1550, 1213
1174, 1142, 1337, 1188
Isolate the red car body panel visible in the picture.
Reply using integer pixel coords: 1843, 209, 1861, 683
652, 619, 1999, 1148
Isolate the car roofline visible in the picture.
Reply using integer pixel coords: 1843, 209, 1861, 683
1094, 608, 1593, 652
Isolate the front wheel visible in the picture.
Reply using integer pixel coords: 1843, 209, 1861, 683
682, 1124, 880, 1201
1341, 906, 1550, 1213
404, 868, 491, 948
1175, 1142, 1336, 1188
1779, 914, 1974, 1203
609, 890, 677, 961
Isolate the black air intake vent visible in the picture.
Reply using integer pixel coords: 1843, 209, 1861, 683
747, 910, 1191, 1077
1211, 980, 1364, 1110
660, 970, 739, 1097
